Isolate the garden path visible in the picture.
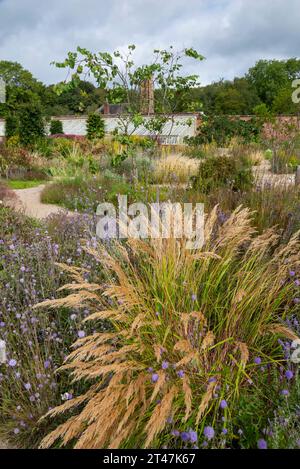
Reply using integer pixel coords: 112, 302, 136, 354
12, 185, 73, 220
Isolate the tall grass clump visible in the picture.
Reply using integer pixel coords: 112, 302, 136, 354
37, 206, 300, 449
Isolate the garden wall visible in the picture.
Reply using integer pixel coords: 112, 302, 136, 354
0, 114, 199, 145
0, 119, 4, 141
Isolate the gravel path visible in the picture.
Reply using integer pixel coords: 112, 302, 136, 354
12, 184, 72, 220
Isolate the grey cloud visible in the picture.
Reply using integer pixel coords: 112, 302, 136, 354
0, 0, 299, 86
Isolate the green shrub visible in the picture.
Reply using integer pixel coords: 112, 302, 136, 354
86, 113, 105, 140
19, 104, 45, 146
50, 119, 64, 135
186, 115, 262, 147
192, 155, 253, 194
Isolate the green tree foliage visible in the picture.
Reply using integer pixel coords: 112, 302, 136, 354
186, 115, 262, 146
18, 103, 45, 146
247, 59, 300, 111
50, 119, 64, 135
86, 113, 105, 140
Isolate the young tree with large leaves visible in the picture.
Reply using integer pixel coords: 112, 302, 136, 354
53, 45, 204, 162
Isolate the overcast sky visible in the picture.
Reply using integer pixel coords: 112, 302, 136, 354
0, 0, 299, 86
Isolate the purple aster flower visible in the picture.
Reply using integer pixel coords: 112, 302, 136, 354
181, 432, 190, 442
203, 426, 215, 440
189, 430, 198, 443
151, 373, 159, 383
177, 370, 184, 378
257, 439, 267, 449
162, 360, 169, 370
293, 298, 300, 304
281, 389, 289, 396
254, 357, 261, 365
220, 399, 228, 409
171, 430, 180, 437
8, 359, 17, 367
295, 279, 300, 287
44, 360, 51, 369
191, 294, 197, 302
285, 370, 293, 380
13, 428, 20, 435
289, 270, 296, 277
24, 383, 31, 390
222, 428, 228, 435
77, 330, 85, 338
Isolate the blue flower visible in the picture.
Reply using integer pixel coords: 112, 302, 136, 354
257, 439, 267, 449
151, 373, 159, 383
220, 399, 227, 409
203, 426, 215, 440
285, 370, 293, 380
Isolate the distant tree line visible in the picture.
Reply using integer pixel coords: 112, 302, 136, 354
0, 58, 300, 125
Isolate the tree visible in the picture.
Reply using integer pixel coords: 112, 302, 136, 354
50, 119, 64, 135
53, 45, 204, 136
18, 103, 45, 146
247, 59, 300, 110
86, 113, 105, 140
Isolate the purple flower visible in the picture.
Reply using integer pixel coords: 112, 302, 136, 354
254, 357, 261, 365
281, 389, 289, 396
295, 279, 300, 287
285, 370, 293, 380
222, 428, 228, 435
203, 426, 215, 440
162, 361, 169, 370
220, 399, 227, 409
191, 294, 197, 302
189, 430, 198, 443
8, 359, 17, 367
44, 360, 51, 369
171, 430, 180, 437
177, 370, 184, 378
13, 428, 20, 435
24, 383, 31, 390
181, 432, 190, 442
289, 270, 296, 277
77, 330, 85, 338
293, 298, 300, 304
257, 439, 267, 449
151, 373, 159, 383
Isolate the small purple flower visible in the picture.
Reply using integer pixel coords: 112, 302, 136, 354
293, 298, 300, 304
289, 270, 296, 277
222, 428, 228, 435
203, 426, 215, 440
13, 428, 20, 435
151, 373, 159, 383
295, 279, 300, 287
8, 359, 17, 367
171, 430, 180, 437
189, 430, 198, 443
162, 360, 169, 370
281, 389, 289, 396
220, 399, 228, 409
177, 370, 185, 378
257, 439, 267, 449
254, 357, 261, 365
181, 432, 190, 442
24, 383, 31, 390
44, 360, 51, 369
191, 294, 197, 302
285, 370, 293, 380
77, 330, 85, 338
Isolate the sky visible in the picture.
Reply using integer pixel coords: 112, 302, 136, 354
0, 0, 299, 86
